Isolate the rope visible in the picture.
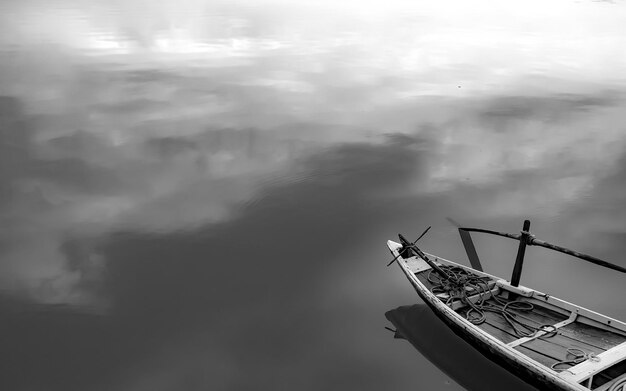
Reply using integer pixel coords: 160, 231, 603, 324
550, 348, 600, 372
427, 265, 554, 338
426, 264, 605, 372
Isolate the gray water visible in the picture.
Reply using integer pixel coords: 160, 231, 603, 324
1, 1, 626, 390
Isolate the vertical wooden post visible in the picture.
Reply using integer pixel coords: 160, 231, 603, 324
511, 220, 531, 287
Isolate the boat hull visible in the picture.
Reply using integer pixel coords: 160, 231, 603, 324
402, 271, 573, 391
386, 240, 626, 391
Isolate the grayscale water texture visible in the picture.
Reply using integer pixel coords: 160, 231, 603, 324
1, 1, 626, 390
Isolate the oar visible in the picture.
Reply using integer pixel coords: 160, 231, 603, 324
446, 218, 484, 272
529, 237, 626, 274
448, 218, 626, 275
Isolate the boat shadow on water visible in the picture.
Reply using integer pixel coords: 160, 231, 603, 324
385, 304, 539, 391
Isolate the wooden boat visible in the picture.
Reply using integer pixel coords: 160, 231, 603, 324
386, 220, 626, 391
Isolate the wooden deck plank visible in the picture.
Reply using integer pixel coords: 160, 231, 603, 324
534, 333, 606, 355
474, 306, 540, 339
522, 337, 604, 362
520, 303, 568, 323
498, 299, 568, 326
472, 317, 520, 344
458, 303, 525, 335
521, 339, 566, 362
540, 330, 610, 353
474, 294, 565, 322
558, 322, 626, 350
504, 309, 561, 328
515, 345, 560, 367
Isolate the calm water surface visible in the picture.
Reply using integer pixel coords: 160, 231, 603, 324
1, 1, 626, 390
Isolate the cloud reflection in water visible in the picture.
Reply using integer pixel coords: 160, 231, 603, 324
1, 1, 626, 390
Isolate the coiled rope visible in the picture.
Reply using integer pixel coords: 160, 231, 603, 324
427, 265, 556, 338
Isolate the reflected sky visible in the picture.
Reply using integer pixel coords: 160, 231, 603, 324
1, 0, 626, 390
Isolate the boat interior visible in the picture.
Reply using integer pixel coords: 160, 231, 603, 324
397, 248, 626, 391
